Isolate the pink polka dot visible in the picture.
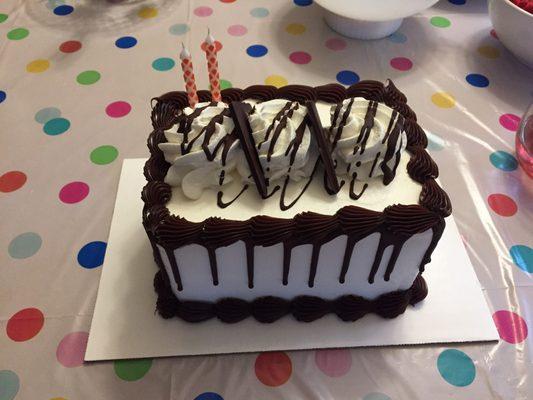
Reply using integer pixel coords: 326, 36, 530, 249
499, 113, 521, 132
289, 51, 311, 64
390, 57, 413, 71
325, 38, 346, 51
490, 29, 498, 39
493, 311, 528, 344
59, 182, 89, 204
56, 331, 89, 367
487, 193, 517, 216
315, 349, 352, 377
228, 24, 247, 36
194, 6, 213, 17
105, 101, 132, 118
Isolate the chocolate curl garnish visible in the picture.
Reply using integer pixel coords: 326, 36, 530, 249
229, 101, 268, 198
305, 100, 340, 194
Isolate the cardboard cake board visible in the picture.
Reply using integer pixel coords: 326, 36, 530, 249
85, 159, 498, 361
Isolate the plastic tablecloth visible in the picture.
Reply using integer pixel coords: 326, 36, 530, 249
1, 0, 532, 399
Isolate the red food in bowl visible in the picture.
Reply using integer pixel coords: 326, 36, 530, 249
511, 0, 533, 14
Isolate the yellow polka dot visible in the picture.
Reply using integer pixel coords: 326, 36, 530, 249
26, 59, 50, 73
285, 23, 306, 35
265, 75, 288, 88
431, 92, 455, 108
138, 6, 158, 19
478, 45, 500, 59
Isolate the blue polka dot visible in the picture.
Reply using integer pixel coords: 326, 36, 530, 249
437, 349, 476, 387
35, 107, 61, 124
246, 45, 268, 58
169, 23, 189, 35
43, 117, 70, 136
426, 131, 446, 151
53, 5, 74, 16
466, 73, 489, 88
387, 32, 407, 43
510, 245, 533, 273
115, 36, 137, 49
0, 90, 6, 104
294, 0, 313, 6
489, 151, 518, 171
8, 232, 42, 259
250, 7, 269, 18
77, 241, 107, 269
0, 370, 19, 400
194, 393, 224, 400
448, 0, 466, 4
336, 70, 360, 85
152, 57, 175, 71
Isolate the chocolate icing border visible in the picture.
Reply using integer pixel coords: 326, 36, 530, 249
143, 80, 452, 322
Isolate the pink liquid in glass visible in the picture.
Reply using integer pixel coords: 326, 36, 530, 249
516, 104, 533, 178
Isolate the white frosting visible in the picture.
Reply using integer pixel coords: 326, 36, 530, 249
330, 98, 407, 180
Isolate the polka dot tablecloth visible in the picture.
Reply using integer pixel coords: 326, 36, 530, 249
1, 0, 532, 399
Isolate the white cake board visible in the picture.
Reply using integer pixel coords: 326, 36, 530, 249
85, 159, 498, 361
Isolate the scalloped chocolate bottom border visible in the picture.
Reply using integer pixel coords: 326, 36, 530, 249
153, 270, 428, 323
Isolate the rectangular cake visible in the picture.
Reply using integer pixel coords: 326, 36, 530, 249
142, 80, 451, 323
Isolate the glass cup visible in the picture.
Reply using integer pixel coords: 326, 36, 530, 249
516, 102, 533, 178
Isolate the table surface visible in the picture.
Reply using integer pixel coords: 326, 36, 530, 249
1, 1, 532, 399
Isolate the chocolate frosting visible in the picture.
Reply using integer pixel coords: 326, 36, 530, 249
420, 179, 452, 217
251, 216, 295, 246
407, 145, 439, 183
346, 80, 387, 102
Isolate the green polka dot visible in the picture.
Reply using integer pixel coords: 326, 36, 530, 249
220, 79, 232, 90
114, 359, 153, 381
0, 14, 8, 23
43, 118, 70, 135
90, 145, 119, 165
77, 70, 101, 85
7, 28, 29, 40
430, 16, 451, 28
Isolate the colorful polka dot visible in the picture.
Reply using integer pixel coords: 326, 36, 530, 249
286, 23, 306, 35
0, 90, 5, 104
194, 6, 213, 17
247, 45, 268, 58
7, 28, 29, 40
54, 5, 74, 16
0, 14, 8, 23
437, 349, 476, 387
152, 57, 175, 71
43, 118, 70, 135
294, 0, 313, 6
0, 370, 19, 400
8, 232, 42, 259
169, 23, 189, 35
431, 92, 455, 108
363, 393, 391, 400
325, 38, 346, 51
250, 7, 269, 18
510, 245, 533, 273
90, 145, 119, 165
6, 308, 45, 342
194, 393, 224, 400
493, 310, 528, 343
265, 75, 288, 88
466, 73, 489, 88
201, 41, 223, 52
114, 359, 153, 381
430, 16, 451, 28
59, 40, 82, 53
220, 0, 236, 3
35, 107, 61, 124
115, 36, 137, 49
315, 349, 352, 377
0, 171, 27, 193
26, 59, 50, 73
487, 193, 517, 216
105, 101, 131, 118
255, 352, 292, 387
387, 31, 407, 43
489, 151, 518, 171
390, 57, 413, 71
77, 241, 107, 269
478, 45, 500, 59
426, 131, 446, 151
138, 6, 158, 19
499, 113, 521, 132
59, 181, 89, 204
220, 79, 232, 90
289, 51, 311, 64
448, 0, 466, 4
56, 331, 88, 367
490, 29, 499, 39
76, 70, 101, 85
336, 70, 359, 85
228, 24, 247, 36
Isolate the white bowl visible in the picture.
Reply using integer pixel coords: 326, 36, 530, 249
488, 0, 533, 69
315, 0, 439, 40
